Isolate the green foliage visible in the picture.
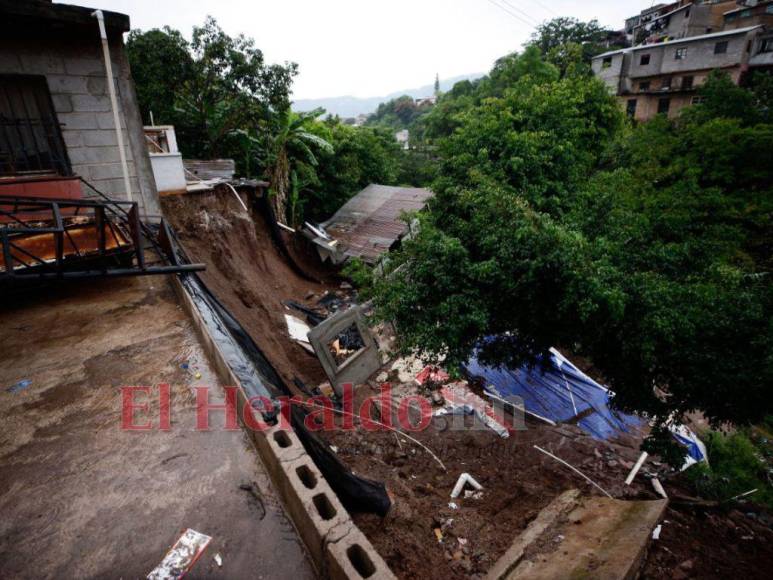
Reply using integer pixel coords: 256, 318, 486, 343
529, 17, 621, 71
127, 17, 297, 169
684, 430, 773, 507
365, 95, 432, 132
126, 27, 192, 125
305, 121, 402, 222
363, 48, 773, 434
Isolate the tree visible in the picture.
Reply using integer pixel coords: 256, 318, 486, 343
265, 108, 333, 225
126, 27, 192, 125
127, 17, 297, 171
434, 73, 440, 96
529, 17, 621, 72
361, 48, 773, 456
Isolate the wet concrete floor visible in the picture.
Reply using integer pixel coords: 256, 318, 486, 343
0, 277, 315, 579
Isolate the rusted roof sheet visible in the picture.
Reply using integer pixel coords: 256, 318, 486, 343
322, 184, 432, 263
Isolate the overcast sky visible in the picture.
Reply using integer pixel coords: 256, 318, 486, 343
79, 0, 658, 99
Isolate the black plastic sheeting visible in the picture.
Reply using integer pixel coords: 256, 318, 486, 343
167, 223, 391, 516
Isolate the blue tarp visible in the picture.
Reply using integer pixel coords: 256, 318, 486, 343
464, 345, 644, 441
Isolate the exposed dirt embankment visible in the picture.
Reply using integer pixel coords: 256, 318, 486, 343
161, 190, 337, 389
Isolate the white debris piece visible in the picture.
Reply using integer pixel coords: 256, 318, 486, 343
285, 314, 311, 343
625, 451, 649, 486
147, 529, 212, 580
652, 524, 662, 540
450, 473, 483, 499
214, 553, 222, 567
651, 477, 668, 499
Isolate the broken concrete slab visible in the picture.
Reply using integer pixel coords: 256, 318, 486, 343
487, 490, 667, 580
307, 305, 381, 396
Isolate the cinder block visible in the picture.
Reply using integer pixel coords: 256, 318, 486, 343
64, 58, 105, 77
281, 457, 351, 568
51, 94, 73, 114
67, 146, 120, 165
87, 77, 108, 96
83, 130, 118, 147
58, 112, 98, 131
62, 130, 83, 149
89, 162, 137, 181
97, 112, 126, 130
71, 94, 111, 113
18, 51, 66, 74
326, 526, 396, 580
46, 75, 89, 95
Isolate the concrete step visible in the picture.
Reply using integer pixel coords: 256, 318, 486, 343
487, 489, 667, 580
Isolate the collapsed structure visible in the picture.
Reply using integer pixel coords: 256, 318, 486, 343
3, 2, 770, 580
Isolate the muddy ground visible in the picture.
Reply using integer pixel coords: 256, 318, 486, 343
162, 190, 341, 390
323, 381, 652, 579
0, 277, 313, 579
161, 188, 773, 579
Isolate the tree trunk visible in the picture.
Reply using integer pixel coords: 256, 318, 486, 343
271, 150, 290, 223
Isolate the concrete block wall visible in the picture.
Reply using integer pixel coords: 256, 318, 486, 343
170, 275, 396, 579
0, 35, 159, 218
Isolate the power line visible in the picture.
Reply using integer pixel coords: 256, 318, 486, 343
499, 0, 541, 26
485, 0, 535, 28
523, 0, 558, 17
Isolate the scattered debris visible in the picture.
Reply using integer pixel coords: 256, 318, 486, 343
440, 382, 511, 438
434, 528, 443, 543
448, 502, 459, 510
147, 528, 211, 580
652, 477, 668, 499
5, 379, 31, 394
729, 489, 759, 502
625, 451, 649, 485
450, 472, 483, 499
652, 524, 662, 540
534, 445, 613, 499
213, 553, 222, 567
285, 313, 311, 343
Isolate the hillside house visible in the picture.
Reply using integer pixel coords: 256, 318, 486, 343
0, 0, 159, 217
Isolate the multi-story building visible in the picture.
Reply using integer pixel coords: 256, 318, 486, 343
593, 1, 773, 121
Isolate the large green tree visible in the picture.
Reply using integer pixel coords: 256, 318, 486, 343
127, 17, 297, 167
362, 53, 773, 447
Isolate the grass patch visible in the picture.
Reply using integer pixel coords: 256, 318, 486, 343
684, 429, 773, 508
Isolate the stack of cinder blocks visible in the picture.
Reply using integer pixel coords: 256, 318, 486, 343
173, 277, 395, 579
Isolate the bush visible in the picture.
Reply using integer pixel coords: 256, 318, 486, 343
684, 430, 773, 508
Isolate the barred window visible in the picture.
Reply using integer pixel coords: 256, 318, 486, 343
0, 75, 70, 178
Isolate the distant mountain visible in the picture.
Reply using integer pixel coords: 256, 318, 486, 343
293, 73, 484, 118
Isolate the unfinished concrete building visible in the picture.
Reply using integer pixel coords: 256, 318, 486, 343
594, 0, 773, 121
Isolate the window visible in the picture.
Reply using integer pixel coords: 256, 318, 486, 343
0, 75, 70, 178
626, 99, 638, 117
675, 47, 688, 60
658, 97, 671, 115
602, 56, 613, 69
640, 54, 651, 65
684, 8, 690, 18
767, 5, 773, 15
682, 75, 694, 89
639, 80, 651, 91
741, 9, 752, 18
661, 77, 672, 90
692, 96, 705, 105
714, 41, 728, 55
760, 38, 773, 54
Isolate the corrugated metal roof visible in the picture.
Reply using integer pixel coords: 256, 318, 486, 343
322, 184, 433, 263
